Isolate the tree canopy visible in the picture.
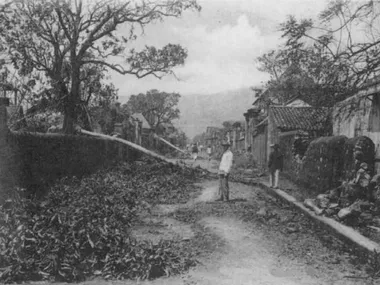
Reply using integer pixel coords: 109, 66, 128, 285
126, 89, 180, 133
257, 0, 380, 107
0, 0, 200, 133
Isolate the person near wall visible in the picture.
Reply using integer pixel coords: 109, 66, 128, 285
207, 145, 212, 161
217, 142, 233, 201
268, 143, 283, 189
191, 143, 199, 161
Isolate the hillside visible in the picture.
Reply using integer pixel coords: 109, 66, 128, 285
174, 87, 257, 139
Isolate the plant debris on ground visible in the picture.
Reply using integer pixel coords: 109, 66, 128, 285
170, 186, 376, 282
0, 158, 204, 283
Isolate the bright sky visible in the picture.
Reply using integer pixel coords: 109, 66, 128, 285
112, 0, 329, 101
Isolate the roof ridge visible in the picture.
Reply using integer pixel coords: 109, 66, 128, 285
270, 105, 329, 109
271, 105, 313, 108
271, 106, 331, 131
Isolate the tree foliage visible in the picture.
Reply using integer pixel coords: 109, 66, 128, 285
257, 0, 380, 107
126, 89, 181, 133
0, 0, 200, 133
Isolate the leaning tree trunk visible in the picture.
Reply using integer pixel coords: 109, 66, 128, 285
153, 133, 188, 154
78, 128, 175, 164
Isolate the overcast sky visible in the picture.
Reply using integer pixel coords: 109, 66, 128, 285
113, 0, 329, 101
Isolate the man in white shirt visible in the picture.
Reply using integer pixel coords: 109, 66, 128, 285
206, 145, 212, 161
218, 142, 233, 201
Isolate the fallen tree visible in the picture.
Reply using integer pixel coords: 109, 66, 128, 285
77, 128, 174, 164
153, 133, 189, 155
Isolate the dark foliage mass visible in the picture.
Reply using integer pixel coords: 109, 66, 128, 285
0, 159, 203, 283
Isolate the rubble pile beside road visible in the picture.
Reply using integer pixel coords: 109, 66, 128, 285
304, 160, 380, 232
298, 136, 380, 229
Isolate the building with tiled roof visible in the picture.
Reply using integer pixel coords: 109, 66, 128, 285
270, 106, 331, 132
267, 106, 332, 160
244, 94, 333, 168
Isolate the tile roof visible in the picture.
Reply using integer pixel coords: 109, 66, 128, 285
131, 113, 151, 129
271, 106, 331, 131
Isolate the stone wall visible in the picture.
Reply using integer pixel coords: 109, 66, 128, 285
280, 134, 375, 194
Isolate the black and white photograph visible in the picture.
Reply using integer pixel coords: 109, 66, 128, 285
0, 0, 380, 284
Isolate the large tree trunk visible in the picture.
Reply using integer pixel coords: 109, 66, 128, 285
63, 66, 80, 134
63, 101, 76, 134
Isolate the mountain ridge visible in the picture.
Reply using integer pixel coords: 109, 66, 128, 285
174, 87, 257, 139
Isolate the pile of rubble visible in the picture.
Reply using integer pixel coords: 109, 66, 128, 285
304, 159, 380, 228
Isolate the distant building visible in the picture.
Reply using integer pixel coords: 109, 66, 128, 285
131, 113, 152, 135
244, 89, 332, 168
130, 113, 153, 147
204, 126, 223, 152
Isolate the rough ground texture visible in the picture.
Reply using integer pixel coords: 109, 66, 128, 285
31, 158, 378, 285
123, 177, 374, 284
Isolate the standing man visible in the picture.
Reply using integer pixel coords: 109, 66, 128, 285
218, 142, 233, 201
207, 145, 212, 161
268, 143, 283, 189
191, 143, 199, 161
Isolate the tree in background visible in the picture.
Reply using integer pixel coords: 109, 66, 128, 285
0, 0, 200, 133
126, 89, 180, 134
174, 129, 188, 148
87, 84, 121, 134
222, 121, 234, 130
257, 0, 380, 107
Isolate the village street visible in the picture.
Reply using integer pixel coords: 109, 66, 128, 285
68, 161, 373, 285
2, 0, 380, 284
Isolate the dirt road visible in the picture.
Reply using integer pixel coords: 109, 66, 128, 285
119, 178, 373, 285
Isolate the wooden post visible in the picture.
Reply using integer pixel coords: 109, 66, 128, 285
138, 122, 142, 145
114, 123, 123, 136
244, 112, 249, 151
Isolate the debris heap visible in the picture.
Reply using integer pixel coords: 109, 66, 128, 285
304, 136, 379, 227
0, 159, 202, 283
